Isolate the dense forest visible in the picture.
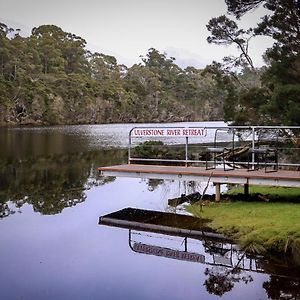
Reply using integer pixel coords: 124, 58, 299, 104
0, 0, 299, 126
0, 24, 230, 125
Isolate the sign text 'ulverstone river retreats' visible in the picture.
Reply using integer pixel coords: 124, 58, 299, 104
131, 127, 207, 137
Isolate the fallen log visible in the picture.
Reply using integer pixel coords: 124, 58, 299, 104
168, 192, 215, 207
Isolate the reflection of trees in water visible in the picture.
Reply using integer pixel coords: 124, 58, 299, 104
146, 179, 209, 194
146, 179, 164, 191
0, 202, 15, 218
204, 266, 253, 296
203, 257, 300, 298
263, 276, 300, 300
0, 149, 126, 218
202, 248, 300, 298
146, 179, 206, 193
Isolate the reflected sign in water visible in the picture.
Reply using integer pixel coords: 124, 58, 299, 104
133, 242, 205, 263
99, 208, 300, 281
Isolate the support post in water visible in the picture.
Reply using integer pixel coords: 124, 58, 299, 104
215, 183, 221, 202
244, 183, 249, 197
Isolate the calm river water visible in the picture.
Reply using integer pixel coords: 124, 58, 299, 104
0, 122, 299, 300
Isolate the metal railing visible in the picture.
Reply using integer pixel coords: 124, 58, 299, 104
128, 125, 300, 169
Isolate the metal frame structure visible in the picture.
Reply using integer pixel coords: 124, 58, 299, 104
205, 128, 235, 171
128, 125, 300, 169
247, 128, 279, 172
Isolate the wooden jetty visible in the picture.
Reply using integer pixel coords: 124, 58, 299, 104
98, 125, 300, 200
98, 164, 300, 201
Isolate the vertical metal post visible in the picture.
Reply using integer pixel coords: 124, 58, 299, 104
185, 137, 188, 167
275, 129, 279, 171
128, 132, 132, 164
232, 129, 235, 169
252, 126, 255, 170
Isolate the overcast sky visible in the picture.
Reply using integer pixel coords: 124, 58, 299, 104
0, 0, 274, 68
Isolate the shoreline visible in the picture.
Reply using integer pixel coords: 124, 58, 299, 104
187, 186, 300, 264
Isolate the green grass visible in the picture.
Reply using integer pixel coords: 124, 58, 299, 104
187, 201, 300, 261
227, 185, 300, 200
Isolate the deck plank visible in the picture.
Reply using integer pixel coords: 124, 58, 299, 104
98, 164, 300, 187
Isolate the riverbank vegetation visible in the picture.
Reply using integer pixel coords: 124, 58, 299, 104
205, 0, 300, 126
0, 24, 230, 125
0, 1, 299, 126
187, 186, 300, 262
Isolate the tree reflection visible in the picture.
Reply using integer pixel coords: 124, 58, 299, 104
146, 179, 164, 191
0, 149, 126, 218
263, 276, 300, 299
204, 266, 253, 296
0, 202, 15, 218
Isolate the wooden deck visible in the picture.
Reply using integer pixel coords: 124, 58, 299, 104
98, 164, 300, 188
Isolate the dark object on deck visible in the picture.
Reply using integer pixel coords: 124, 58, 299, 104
168, 192, 201, 206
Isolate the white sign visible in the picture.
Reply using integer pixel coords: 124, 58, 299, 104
133, 242, 205, 263
131, 127, 207, 137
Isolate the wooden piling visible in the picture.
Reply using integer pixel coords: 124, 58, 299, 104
215, 183, 221, 202
244, 183, 249, 197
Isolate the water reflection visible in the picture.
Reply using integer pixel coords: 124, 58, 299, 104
0, 149, 126, 218
204, 266, 253, 297
99, 208, 300, 299
147, 179, 165, 191
263, 276, 300, 299
1, 123, 300, 299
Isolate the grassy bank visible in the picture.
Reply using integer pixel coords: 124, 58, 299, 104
187, 186, 300, 262
227, 186, 300, 201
